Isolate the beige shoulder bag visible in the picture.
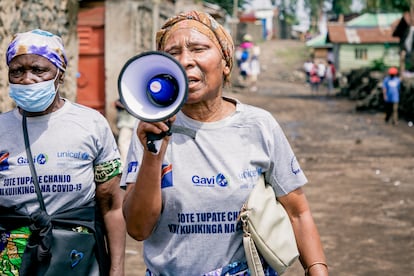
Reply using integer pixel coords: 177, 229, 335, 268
239, 175, 299, 275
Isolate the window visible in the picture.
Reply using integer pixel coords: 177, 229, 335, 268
355, 48, 368, 60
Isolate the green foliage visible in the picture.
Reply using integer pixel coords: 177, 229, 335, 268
302, 0, 324, 17
405, 59, 413, 71
370, 58, 386, 71
332, 0, 353, 15
364, 0, 410, 12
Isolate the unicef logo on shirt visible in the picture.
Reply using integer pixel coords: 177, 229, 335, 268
290, 156, 301, 175
57, 150, 90, 160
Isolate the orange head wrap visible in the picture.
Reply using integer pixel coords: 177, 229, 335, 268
156, 10, 234, 83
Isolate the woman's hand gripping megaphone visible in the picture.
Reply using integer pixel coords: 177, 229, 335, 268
137, 116, 176, 155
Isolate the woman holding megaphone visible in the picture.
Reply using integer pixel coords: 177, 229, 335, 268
121, 10, 328, 276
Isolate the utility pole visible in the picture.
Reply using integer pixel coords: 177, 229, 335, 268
152, 0, 160, 50
232, 0, 239, 43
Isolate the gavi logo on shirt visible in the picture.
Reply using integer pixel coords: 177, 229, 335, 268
17, 153, 48, 165
192, 173, 229, 187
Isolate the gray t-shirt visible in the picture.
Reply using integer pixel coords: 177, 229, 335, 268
121, 98, 307, 275
0, 100, 120, 215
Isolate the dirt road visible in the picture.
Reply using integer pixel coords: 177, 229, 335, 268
124, 40, 414, 275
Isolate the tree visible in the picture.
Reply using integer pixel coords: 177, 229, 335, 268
302, 0, 325, 33
364, 0, 409, 12
332, 0, 353, 15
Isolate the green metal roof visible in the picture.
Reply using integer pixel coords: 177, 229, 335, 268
306, 34, 331, 48
346, 13, 402, 27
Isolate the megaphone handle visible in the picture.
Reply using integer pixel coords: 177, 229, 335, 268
146, 133, 165, 153
146, 122, 172, 154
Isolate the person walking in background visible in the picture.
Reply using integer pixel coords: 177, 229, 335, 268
249, 43, 261, 92
238, 34, 254, 87
303, 59, 314, 84
0, 29, 126, 275
235, 45, 243, 69
114, 99, 137, 168
238, 33, 261, 91
122, 10, 328, 276
325, 60, 336, 95
310, 63, 320, 93
382, 67, 401, 125
317, 61, 326, 85
236, 34, 260, 92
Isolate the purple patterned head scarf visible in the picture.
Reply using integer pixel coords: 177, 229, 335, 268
6, 29, 67, 71
156, 11, 234, 83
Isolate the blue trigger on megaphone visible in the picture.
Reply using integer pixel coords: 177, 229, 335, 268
147, 74, 179, 107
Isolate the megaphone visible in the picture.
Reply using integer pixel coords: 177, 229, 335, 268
118, 51, 188, 122
118, 51, 188, 153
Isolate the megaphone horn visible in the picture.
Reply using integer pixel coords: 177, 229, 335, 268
117, 51, 188, 123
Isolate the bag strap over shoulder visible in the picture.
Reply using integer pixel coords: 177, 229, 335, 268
20, 112, 109, 276
240, 175, 266, 276
22, 112, 46, 212
243, 234, 265, 276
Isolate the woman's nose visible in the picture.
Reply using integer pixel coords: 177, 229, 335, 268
177, 50, 194, 68
20, 71, 37, 84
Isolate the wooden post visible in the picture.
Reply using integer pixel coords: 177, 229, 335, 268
400, 49, 406, 79
232, 0, 239, 43
152, 0, 160, 51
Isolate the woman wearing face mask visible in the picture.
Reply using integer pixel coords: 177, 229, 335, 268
0, 29, 125, 275
122, 11, 328, 276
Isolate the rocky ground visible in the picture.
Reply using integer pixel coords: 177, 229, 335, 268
124, 39, 414, 275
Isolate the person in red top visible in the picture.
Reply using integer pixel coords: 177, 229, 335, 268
309, 63, 320, 93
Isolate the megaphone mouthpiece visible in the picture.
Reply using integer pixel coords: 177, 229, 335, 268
147, 74, 179, 107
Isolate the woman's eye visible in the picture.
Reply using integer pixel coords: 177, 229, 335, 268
9, 69, 23, 77
168, 51, 179, 56
32, 67, 46, 74
192, 45, 210, 53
